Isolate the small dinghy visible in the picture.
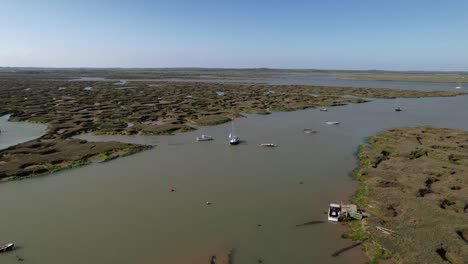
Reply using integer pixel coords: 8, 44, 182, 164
326, 121, 340, 125
260, 143, 276, 147
319, 108, 328, 112
196, 134, 213, 141
0, 243, 14, 252
303, 129, 318, 134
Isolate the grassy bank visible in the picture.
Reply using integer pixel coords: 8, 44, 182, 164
350, 126, 468, 263
0, 137, 152, 181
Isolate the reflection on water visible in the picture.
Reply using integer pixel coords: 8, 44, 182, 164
267, 75, 462, 91
1, 95, 467, 264
0, 115, 47, 150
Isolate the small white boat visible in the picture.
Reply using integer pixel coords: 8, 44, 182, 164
260, 143, 276, 147
326, 121, 340, 125
394, 98, 403, 112
196, 135, 213, 141
455, 78, 463, 89
0, 243, 14, 252
229, 135, 241, 145
328, 203, 342, 222
319, 108, 328, 112
303, 129, 318, 134
229, 121, 241, 145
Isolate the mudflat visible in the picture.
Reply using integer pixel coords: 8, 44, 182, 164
353, 126, 468, 263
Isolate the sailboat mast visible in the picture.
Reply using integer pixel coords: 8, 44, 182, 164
229, 120, 234, 139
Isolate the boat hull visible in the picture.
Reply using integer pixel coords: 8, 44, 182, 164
196, 135, 213, 141
0, 243, 14, 252
303, 129, 318, 134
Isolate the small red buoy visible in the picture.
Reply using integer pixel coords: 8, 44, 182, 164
170, 187, 175, 192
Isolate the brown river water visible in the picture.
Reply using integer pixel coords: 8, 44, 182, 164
0, 94, 467, 264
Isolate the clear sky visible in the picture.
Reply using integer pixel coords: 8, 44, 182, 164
1, 0, 467, 70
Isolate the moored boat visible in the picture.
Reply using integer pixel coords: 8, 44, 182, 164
228, 121, 241, 145
320, 108, 328, 112
260, 143, 276, 147
326, 121, 340, 125
303, 128, 318, 134
229, 134, 240, 145
328, 204, 341, 222
394, 97, 403, 112
0, 243, 14, 252
196, 134, 213, 141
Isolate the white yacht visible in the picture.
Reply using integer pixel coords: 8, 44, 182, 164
229, 133, 240, 145
229, 121, 241, 145
326, 121, 340, 125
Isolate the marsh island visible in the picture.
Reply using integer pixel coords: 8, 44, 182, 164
352, 126, 468, 263
0, 74, 465, 180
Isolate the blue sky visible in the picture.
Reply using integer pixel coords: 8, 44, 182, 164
1, 0, 467, 70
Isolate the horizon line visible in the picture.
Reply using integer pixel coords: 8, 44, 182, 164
1, 66, 467, 74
